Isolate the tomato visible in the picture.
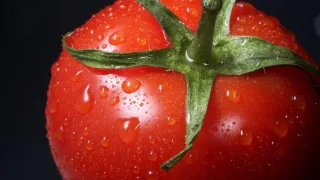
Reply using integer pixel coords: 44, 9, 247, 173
46, 0, 320, 179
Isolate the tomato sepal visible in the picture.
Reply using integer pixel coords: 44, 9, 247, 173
136, 0, 193, 49
161, 70, 216, 170
63, 34, 176, 69
213, 36, 320, 76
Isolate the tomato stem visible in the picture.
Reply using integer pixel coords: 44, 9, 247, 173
186, 0, 222, 66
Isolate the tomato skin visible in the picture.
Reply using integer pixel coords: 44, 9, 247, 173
46, 0, 320, 179
197, 67, 320, 179
46, 51, 187, 179
46, 51, 320, 179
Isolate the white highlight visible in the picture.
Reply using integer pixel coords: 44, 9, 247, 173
185, 51, 194, 62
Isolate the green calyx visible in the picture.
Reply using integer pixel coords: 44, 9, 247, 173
63, 0, 320, 171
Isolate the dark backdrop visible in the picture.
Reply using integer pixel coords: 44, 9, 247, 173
1, 0, 320, 179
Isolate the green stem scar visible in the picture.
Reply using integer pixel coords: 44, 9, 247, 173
63, 0, 320, 171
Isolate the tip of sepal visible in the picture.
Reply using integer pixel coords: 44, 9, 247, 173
160, 145, 193, 171
61, 32, 73, 49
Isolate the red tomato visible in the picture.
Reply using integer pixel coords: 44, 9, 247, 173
46, 0, 320, 179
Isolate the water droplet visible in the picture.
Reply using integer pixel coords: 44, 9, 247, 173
148, 136, 155, 145
77, 136, 84, 146
97, 34, 104, 40
75, 152, 80, 158
83, 127, 89, 135
291, 95, 306, 112
72, 70, 84, 82
211, 127, 218, 133
70, 131, 76, 139
48, 100, 57, 114
183, 153, 193, 164
238, 128, 253, 146
137, 37, 147, 46
105, 23, 114, 30
75, 85, 94, 114
225, 89, 241, 103
111, 96, 120, 106
81, 164, 87, 172
148, 150, 157, 161
158, 84, 163, 92
270, 120, 289, 137
237, 27, 245, 33
100, 149, 105, 154
109, 31, 126, 45
119, 4, 126, 9
63, 118, 68, 126
166, 116, 177, 126
117, 117, 140, 144
55, 126, 65, 141
122, 79, 141, 94
51, 62, 60, 76
145, 170, 159, 180
68, 158, 75, 165
100, 86, 109, 98
132, 165, 140, 174
101, 44, 107, 49
100, 137, 109, 147
85, 140, 94, 151
186, 7, 199, 18
101, 171, 107, 178
136, 146, 143, 154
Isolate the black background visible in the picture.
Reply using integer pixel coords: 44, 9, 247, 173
1, 0, 320, 179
